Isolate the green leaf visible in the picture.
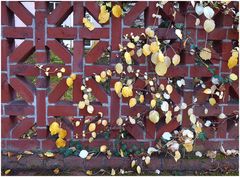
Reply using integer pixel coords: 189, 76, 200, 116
198, 132, 207, 141
121, 144, 127, 151
64, 149, 73, 157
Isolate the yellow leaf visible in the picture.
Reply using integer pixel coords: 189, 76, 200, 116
149, 42, 159, 53
209, 97, 216, 106
129, 98, 137, 108
203, 88, 212, 94
4, 169, 11, 175
83, 18, 95, 31
66, 77, 73, 87
122, 86, 133, 98
131, 160, 136, 168
127, 42, 135, 49
229, 73, 238, 81
98, 6, 110, 24
200, 48, 211, 60
112, 5, 122, 18
114, 81, 123, 94
100, 145, 107, 152
165, 111, 172, 124
149, 110, 160, 124
88, 123, 96, 132
136, 165, 141, 174
58, 128, 67, 139
143, 44, 151, 56
155, 62, 168, 76
145, 27, 155, 38
172, 54, 180, 66
139, 95, 144, 103
55, 138, 66, 148
150, 99, 156, 108
78, 101, 85, 109
174, 151, 181, 162
183, 143, 193, 152
158, 51, 165, 62
86, 170, 93, 175
228, 55, 238, 69
70, 73, 77, 80
124, 51, 132, 64
95, 75, 101, 83
49, 122, 60, 135
115, 63, 123, 74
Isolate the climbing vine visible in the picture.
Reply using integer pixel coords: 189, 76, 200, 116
38, 1, 239, 175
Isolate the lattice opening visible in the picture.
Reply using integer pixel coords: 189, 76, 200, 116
14, 39, 24, 47
21, 124, 37, 139
49, 76, 73, 101
21, 1, 35, 16
62, 12, 73, 27
131, 11, 145, 28
94, 49, 110, 65
49, 50, 64, 64
23, 53, 36, 64
25, 76, 37, 85
85, 10, 101, 28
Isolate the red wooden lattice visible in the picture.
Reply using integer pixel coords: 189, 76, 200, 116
1, 1, 239, 151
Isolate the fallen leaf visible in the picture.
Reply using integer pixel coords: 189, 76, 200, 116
4, 169, 11, 175
53, 168, 60, 175
23, 150, 33, 155
174, 151, 181, 162
44, 151, 55, 158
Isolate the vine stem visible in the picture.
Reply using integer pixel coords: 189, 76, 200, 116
205, 32, 208, 48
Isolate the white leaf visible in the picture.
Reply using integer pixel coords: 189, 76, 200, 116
147, 147, 159, 155
162, 132, 172, 141
163, 92, 170, 100
161, 101, 169, 112
193, 98, 198, 103
204, 6, 214, 19
204, 120, 212, 127
182, 129, 194, 139
204, 108, 209, 114
195, 151, 202, 157
145, 156, 151, 165
176, 114, 182, 122
174, 106, 180, 112
172, 54, 181, 66
79, 150, 88, 159
129, 116, 136, 124
195, 3, 204, 16
218, 113, 227, 119
175, 29, 182, 39
187, 108, 193, 116
190, 114, 197, 124
155, 169, 161, 175
195, 18, 200, 26
180, 102, 187, 109
204, 19, 215, 33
